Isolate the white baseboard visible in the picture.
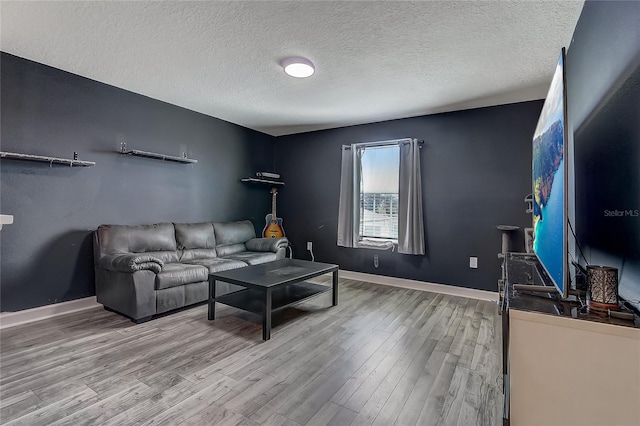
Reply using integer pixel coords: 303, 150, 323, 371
0, 296, 101, 330
0, 273, 496, 330
340, 270, 499, 302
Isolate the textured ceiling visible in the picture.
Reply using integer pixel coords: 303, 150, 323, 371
1, 1, 584, 136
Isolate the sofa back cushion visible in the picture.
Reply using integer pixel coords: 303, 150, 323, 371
213, 220, 255, 256
216, 243, 247, 257
96, 223, 177, 255
213, 221, 255, 245
174, 222, 217, 261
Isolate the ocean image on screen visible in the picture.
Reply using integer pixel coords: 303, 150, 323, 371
533, 53, 566, 293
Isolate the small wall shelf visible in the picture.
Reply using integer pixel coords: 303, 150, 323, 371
241, 177, 285, 186
119, 143, 197, 164
0, 151, 95, 167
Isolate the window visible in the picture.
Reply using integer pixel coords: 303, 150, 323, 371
338, 137, 423, 254
358, 144, 399, 242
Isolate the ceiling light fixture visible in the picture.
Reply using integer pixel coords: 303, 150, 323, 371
281, 57, 315, 78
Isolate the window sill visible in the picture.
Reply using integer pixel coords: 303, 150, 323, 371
357, 238, 396, 251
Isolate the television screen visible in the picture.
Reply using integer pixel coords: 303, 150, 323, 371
532, 48, 568, 297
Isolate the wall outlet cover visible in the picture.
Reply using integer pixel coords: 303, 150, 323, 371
307, 241, 313, 250
470, 256, 478, 269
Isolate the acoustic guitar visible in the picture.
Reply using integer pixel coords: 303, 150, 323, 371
263, 188, 285, 238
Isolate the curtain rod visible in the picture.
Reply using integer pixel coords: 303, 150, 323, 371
342, 138, 424, 150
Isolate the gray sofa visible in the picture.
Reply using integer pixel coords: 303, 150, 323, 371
94, 220, 288, 322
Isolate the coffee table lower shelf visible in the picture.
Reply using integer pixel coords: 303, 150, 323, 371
214, 281, 330, 315
208, 259, 339, 341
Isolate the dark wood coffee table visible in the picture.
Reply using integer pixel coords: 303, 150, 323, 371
207, 258, 339, 340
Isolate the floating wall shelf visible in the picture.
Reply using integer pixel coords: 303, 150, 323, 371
119, 143, 197, 164
120, 149, 198, 164
241, 177, 285, 186
0, 151, 95, 167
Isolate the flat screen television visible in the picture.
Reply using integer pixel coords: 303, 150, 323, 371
532, 48, 569, 298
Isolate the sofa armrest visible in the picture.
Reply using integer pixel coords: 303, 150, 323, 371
95, 270, 157, 320
246, 237, 289, 253
99, 254, 164, 274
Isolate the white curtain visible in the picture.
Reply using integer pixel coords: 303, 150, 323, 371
337, 144, 359, 247
398, 139, 425, 255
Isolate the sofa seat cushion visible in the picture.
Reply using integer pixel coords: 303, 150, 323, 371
143, 251, 180, 264
184, 257, 247, 273
222, 251, 277, 266
180, 248, 217, 262
155, 263, 209, 290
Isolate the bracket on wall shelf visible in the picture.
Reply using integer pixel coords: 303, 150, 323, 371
0, 214, 14, 230
0, 151, 95, 167
241, 177, 285, 186
119, 142, 197, 164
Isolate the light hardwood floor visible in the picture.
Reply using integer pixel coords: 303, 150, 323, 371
0, 277, 502, 426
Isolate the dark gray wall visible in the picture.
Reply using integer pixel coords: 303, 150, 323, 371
274, 101, 543, 292
0, 52, 275, 312
567, 1, 640, 308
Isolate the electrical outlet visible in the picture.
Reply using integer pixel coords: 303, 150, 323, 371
469, 256, 478, 269
307, 241, 313, 250
374, 255, 379, 268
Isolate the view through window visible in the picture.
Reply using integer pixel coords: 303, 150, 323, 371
359, 145, 400, 240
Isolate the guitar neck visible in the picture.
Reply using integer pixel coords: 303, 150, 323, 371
271, 191, 277, 218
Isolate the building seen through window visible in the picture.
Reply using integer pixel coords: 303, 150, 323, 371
358, 144, 399, 241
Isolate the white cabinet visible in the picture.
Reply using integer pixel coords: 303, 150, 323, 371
509, 309, 640, 426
